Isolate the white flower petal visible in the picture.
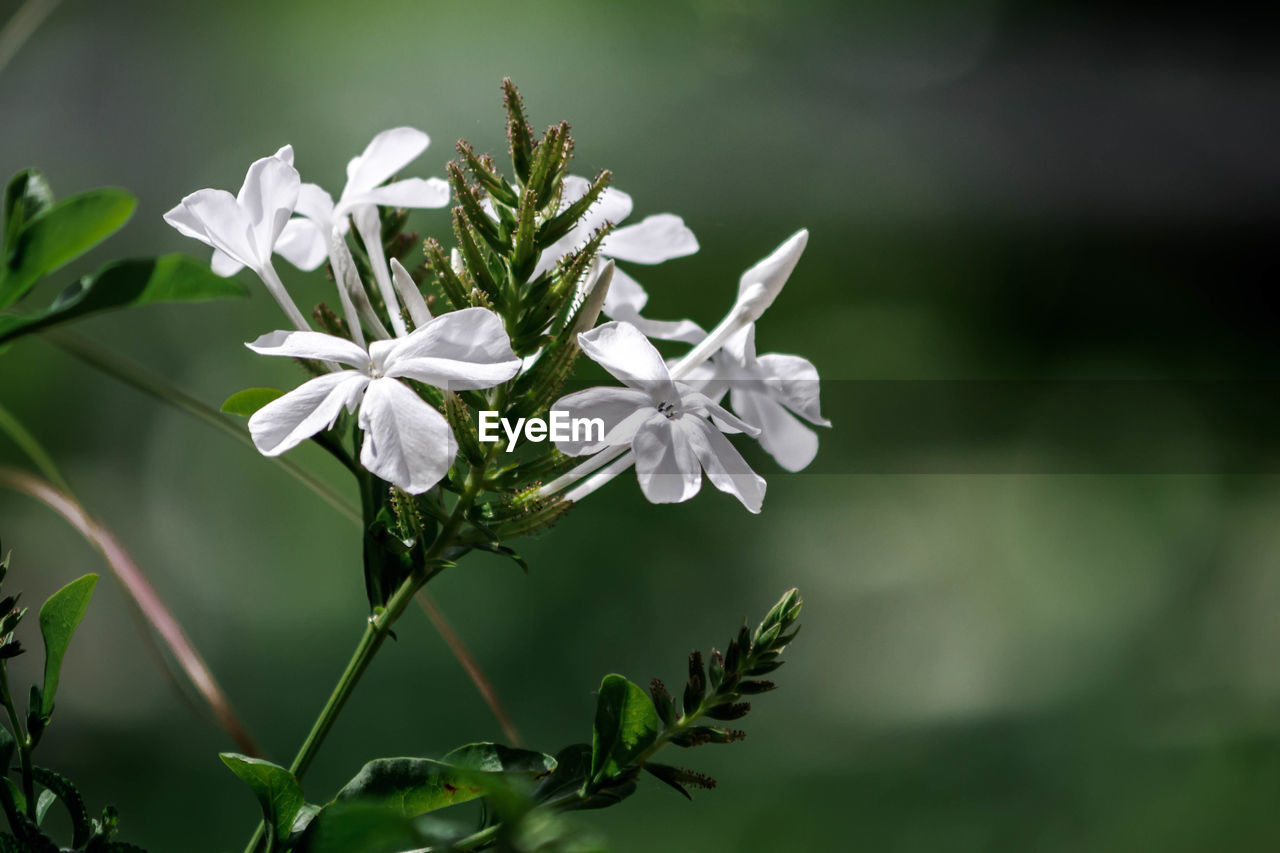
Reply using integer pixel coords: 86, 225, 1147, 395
237, 155, 301, 261
163, 201, 209, 242
350, 177, 450, 210
681, 390, 760, 436
601, 266, 649, 313
611, 306, 707, 346
756, 352, 829, 427
378, 307, 520, 390
559, 175, 593, 205
178, 189, 258, 269
295, 183, 337, 228
274, 218, 328, 271
682, 416, 766, 512
271, 144, 294, 166
390, 258, 432, 328
735, 229, 808, 322
248, 371, 369, 456
730, 387, 818, 473
358, 377, 456, 494
344, 127, 431, 196
246, 330, 371, 368
550, 386, 654, 455
576, 321, 679, 401
632, 414, 701, 504
210, 249, 244, 277
602, 214, 699, 264
579, 186, 633, 234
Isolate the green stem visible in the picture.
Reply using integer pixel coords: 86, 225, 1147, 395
0, 401, 70, 493
242, 434, 506, 853
0, 666, 35, 820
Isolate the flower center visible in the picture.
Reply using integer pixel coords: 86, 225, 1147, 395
656, 400, 678, 419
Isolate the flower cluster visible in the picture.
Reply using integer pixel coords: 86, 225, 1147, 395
164, 82, 827, 518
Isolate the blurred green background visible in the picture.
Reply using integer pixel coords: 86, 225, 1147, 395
2, 0, 1279, 850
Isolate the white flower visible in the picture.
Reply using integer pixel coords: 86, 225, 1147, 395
539, 229, 813, 504
669, 229, 809, 377
286, 128, 449, 337
551, 322, 766, 512
687, 323, 829, 472
538, 176, 704, 344
189, 147, 329, 278
164, 147, 311, 330
246, 308, 520, 494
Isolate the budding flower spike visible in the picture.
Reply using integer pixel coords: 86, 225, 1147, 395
163, 146, 312, 330
552, 321, 767, 512
245, 308, 520, 493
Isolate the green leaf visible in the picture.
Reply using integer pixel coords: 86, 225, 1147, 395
0, 188, 136, 308
589, 675, 663, 784
441, 742, 558, 777
34, 790, 55, 825
0, 254, 247, 346
334, 744, 556, 818
293, 801, 430, 853
3, 170, 55, 253
30, 766, 90, 847
220, 388, 284, 417
37, 573, 97, 718
219, 753, 307, 845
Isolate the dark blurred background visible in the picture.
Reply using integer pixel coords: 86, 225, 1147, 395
2, 0, 1279, 850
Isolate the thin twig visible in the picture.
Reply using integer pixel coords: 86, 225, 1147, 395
0, 0, 61, 75
0, 467, 261, 757
47, 330, 360, 525
415, 590, 522, 746
45, 330, 521, 744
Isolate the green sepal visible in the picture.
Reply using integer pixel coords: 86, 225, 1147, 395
537, 170, 610, 249
502, 78, 535, 183
447, 162, 506, 253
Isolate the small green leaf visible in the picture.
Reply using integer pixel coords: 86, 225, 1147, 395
0, 188, 136, 308
335, 745, 556, 818
589, 675, 663, 784
37, 574, 97, 718
220, 388, 284, 417
34, 790, 55, 825
219, 753, 307, 845
3, 169, 55, 253
0, 254, 247, 346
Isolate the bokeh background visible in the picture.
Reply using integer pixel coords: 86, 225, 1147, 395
2, 0, 1279, 850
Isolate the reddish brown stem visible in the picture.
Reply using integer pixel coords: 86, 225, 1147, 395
0, 467, 261, 757
416, 590, 522, 746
